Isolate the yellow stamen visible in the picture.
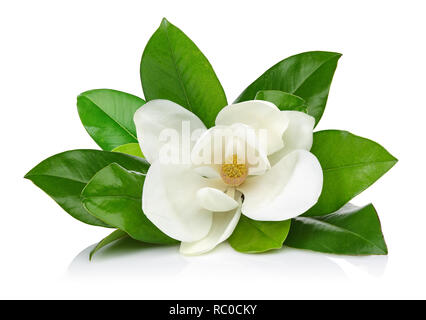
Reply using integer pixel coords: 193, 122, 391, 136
220, 154, 248, 186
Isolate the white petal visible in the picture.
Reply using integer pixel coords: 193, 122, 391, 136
190, 125, 226, 166
238, 150, 323, 221
133, 99, 206, 163
215, 100, 289, 155
191, 123, 270, 175
224, 129, 270, 175
142, 161, 213, 242
193, 165, 221, 179
180, 193, 242, 255
197, 187, 239, 212
269, 111, 315, 166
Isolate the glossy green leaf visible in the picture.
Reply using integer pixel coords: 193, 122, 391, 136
24, 149, 150, 227
89, 229, 128, 260
140, 18, 227, 127
305, 130, 397, 216
77, 89, 145, 151
81, 163, 177, 244
112, 143, 144, 158
235, 51, 341, 125
229, 215, 291, 253
255, 90, 307, 112
285, 204, 388, 255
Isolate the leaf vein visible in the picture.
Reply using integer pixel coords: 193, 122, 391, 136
82, 95, 138, 142
322, 160, 396, 173
295, 217, 386, 253
292, 53, 340, 94
164, 25, 193, 112
25, 174, 88, 185
245, 219, 282, 246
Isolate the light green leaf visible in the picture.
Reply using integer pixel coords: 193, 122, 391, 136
89, 229, 128, 260
255, 90, 307, 112
77, 89, 145, 151
81, 163, 177, 244
285, 204, 388, 255
24, 149, 149, 227
112, 143, 144, 158
235, 51, 341, 125
305, 130, 397, 216
140, 18, 227, 128
229, 215, 291, 253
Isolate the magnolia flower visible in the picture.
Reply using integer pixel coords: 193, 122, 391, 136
133, 99, 323, 255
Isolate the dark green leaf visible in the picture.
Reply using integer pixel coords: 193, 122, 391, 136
24, 149, 150, 227
235, 51, 341, 125
89, 229, 128, 260
140, 18, 227, 127
305, 130, 397, 216
255, 90, 307, 112
81, 163, 177, 244
112, 143, 144, 158
229, 215, 291, 253
77, 89, 144, 151
285, 204, 388, 255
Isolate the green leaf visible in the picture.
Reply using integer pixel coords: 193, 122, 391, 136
81, 163, 177, 244
305, 130, 397, 216
285, 204, 388, 255
89, 229, 128, 260
255, 90, 307, 112
140, 18, 227, 128
112, 143, 144, 158
24, 149, 150, 227
228, 215, 291, 253
77, 89, 145, 151
235, 51, 341, 125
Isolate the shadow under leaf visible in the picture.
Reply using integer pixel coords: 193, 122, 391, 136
91, 237, 178, 261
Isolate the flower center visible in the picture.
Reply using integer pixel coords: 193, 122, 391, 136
220, 154, 248, 186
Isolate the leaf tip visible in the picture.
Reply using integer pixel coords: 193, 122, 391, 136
24, 168, 35, 180
327, 51, 342, 59
161, 17, 170, 26
89, 250, 95, 261
76, 89, 92, 101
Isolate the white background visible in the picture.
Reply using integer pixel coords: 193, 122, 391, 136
1, 0, 425, 299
